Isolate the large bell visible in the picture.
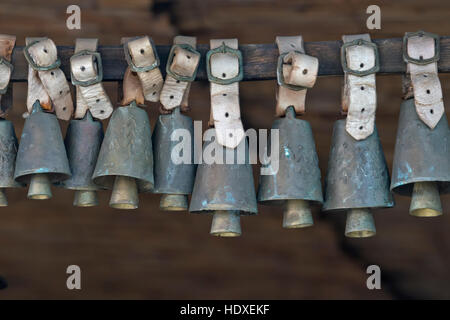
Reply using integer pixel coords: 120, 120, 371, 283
61, 111, 104, 207
152, 107, 196, 211
258, 107, 323, 228
323, 119, 394, 238
0, 119, 23, 206
92, 101, 154, 209
391, 98, 450, 217
189, 136, 257, 237
14, 100, 71, 200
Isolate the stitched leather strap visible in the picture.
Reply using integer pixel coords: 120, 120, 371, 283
124, 36, 163, 103
209, 39, 244, 149
341, 34, 377, 140
25, 37, 73, 120
404, 31, 444, 129
0, 34, 15, 118
275, 36, 318, 117
160, 36, 200, 112
71, 38, 113, 120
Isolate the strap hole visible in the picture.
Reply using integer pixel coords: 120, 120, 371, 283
152, 92, 156, 95
290, 44, 295, 48
176, 80, 180, 83
360, 86, 364, 90
360, 63, 364, 68
62, 107, 66, 111
96, 99, 100, 103
223, 93, 227, 96
229, 133, 233, 138
426, 89, 431, 94
59, 91, 63, 95
187, 55, 191, 59
100, 110, 105, 114
423, 74, 428, 77
361, 108, 365, 113
302, 69, 308, 75
43, 48, 48, 53
419, 55, 423, 60
225, 112, 229, 118
145, 70, 149, 73
170, 95, 174, 99
153, 84, 156, 87
222, 73, 226, 78
359, 126, 363, 130
140, 49, 144, 54
430, 109, 434, 114
50, 71, 54, 76
80, 66, 85, 72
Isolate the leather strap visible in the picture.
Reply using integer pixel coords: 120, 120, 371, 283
124, 36, 163, 103
0, 34, 16, 118
160, 36, 200, 112
341, 34, 377, 140
275, 36, 318, 117
70, 38, 113, 120
404, 31, 444, 129
25, 37, 73, 120
209, 39, 244, 149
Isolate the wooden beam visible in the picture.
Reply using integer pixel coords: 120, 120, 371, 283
9, 36, 450, 82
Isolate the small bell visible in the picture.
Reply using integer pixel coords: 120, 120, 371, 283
323, 120, 394, 237
0, 118, 23, 206
258, 107, 323, 228
92, 101, 154, 209
189, 137, 257, 237
152, 107, 195, 211
62, 111, 104, 207
391, 98, 450, 217
14, 100, 71, 199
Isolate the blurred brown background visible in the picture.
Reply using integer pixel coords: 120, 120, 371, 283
0, 0, 449, 299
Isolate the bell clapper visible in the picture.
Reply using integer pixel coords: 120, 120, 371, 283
410, 181, 442, 217
345, 208, 376, 238
0, 188, 7, 207
282, 199, 314, 229
28, 173, 52, 200
210, 210, 241, 237
73, 190, 98, 207
160, 194, 188, 211
109, 176, 139, 209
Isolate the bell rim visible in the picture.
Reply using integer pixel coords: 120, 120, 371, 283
258, 197, 323, 206
321, 203, 395, 212
14, 171, 71, 184
391, 178, 450, 196
189, 208, 257, 216
92, 174, 154, 193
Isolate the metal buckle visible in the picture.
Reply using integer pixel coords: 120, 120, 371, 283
403, 30, 440, 65
277, 51, 307, 91
123, 36, 160, 73
23, 40, 61, 71
0, 57, 13, 94
206, 42, 243, 85
70, 50, 103, 87
166, 44, 200, 82
341, 39, 380, 76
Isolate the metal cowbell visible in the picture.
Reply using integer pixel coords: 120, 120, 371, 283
391, 98, 450, 217
257, 107, 323, 228
323, 119, 394, 238
189, 136, 257, 237
14, 100, 71, 200
152, 107, 196, 211
0, 119, 23, 206
92, 101, 154, 209
62, 111, 104, 207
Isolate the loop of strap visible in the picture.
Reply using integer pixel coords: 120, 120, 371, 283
124, 36, 163, 103
275, 36, 318, 117
70, 38, 113, 120
25, 37, 73, 120
0, 34, 16, 118
404, 31, 444, 129
341, 34, 377, 140
160, 36, 200, 112
209, 38, 244, 149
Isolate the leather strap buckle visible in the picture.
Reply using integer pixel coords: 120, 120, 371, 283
24, 40, 61, 71
206, 42, 243, 85
166, 43, 200, 82
403, 30, 440, 65
0, 57, 13, 94
276, 51, 307, 91
123, 37, 160, 72
70, 50, 103, 87
341, 39, 379, 76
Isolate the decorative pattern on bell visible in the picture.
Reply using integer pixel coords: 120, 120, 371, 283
323, 119, 394, 237
390, 98, 450, 217
61, 111, 104, 207
189, 136, 257, 237
0, 118, 23, 206
257, 107, 323, 228
92, 101, 154, 209
152, 107, 196, 211
14, 100, 71, 200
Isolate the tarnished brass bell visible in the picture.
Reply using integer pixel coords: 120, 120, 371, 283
152, 107, 195, 211
189, 137, 257, 237
61, 111, 104, 207
391, 98, 450, 217
0, 118, 23, 206
323, 120, 394, 238
92, 101, 154, 209
14, 100, 71, 200
258, 107, 323, 228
